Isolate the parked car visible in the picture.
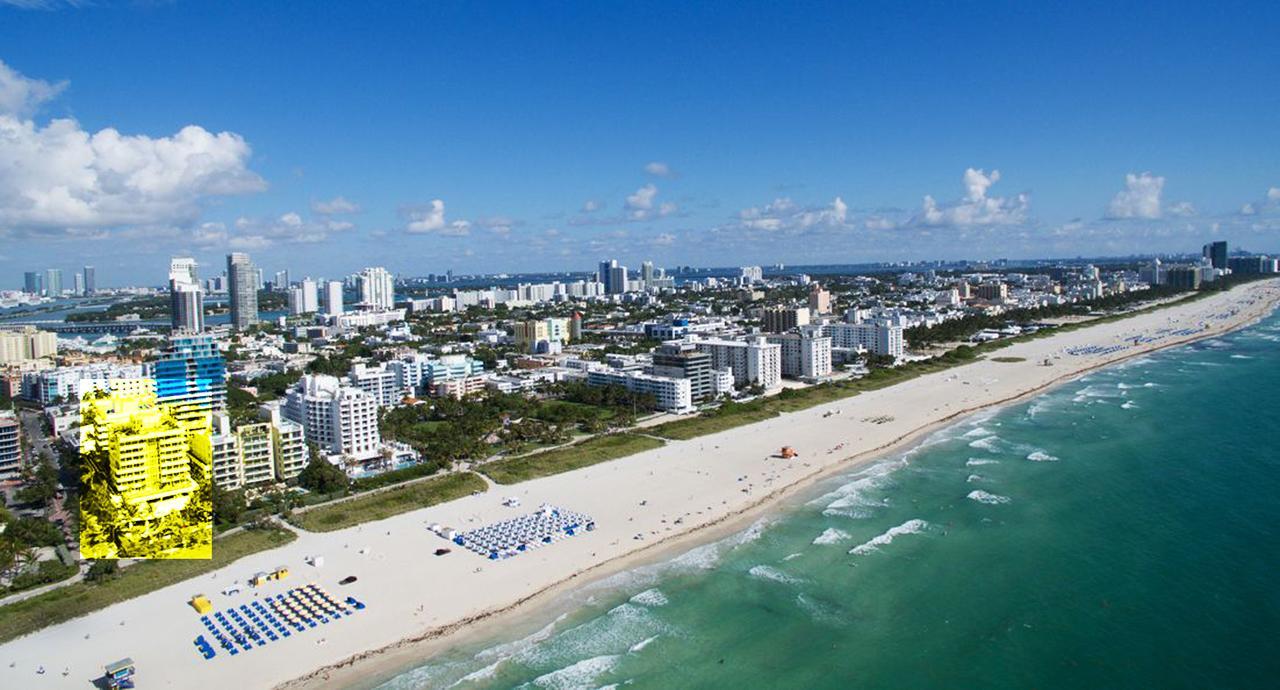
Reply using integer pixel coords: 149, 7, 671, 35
338, 575, 358, 585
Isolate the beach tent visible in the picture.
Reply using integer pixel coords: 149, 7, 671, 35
190, 595, 213, 614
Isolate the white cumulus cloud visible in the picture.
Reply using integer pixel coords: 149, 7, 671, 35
1106, 172, 1165, 219
311, 196, 360, 215
0, 60, 266, 235
915, 168, 1029, 227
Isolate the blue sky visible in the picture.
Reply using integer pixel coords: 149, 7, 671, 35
1, 0, 1278, 287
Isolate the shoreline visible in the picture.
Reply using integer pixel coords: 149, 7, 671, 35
283, 280, 1280, 690
2, 279, 1276, 690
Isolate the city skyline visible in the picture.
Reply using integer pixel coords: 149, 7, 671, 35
1, 2, 1279, 285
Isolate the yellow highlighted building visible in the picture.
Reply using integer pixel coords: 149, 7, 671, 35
79, 381, 214, 559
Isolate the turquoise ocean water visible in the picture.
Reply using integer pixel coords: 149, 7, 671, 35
371, 311, 1280, 690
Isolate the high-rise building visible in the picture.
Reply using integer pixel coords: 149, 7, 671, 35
283, 374, 382, 461
44, 268, 62, 297
169, 257, 204, 333
79, 384, 213, 559
1167, 266, 1203, 291
324, 280, 344, 316
690, 336, 782, 390
1202, 241, 1228, 270
762, 306, 811, 333
83, 265, 95, 295
641, 261, 656, 285
608, 264, 628, 295
207, 410, 306, 490
150, 334, 226, 425
227, 253, 259, 331
300, 278, 318, 313
23, 271, 41, 296
822, 322, 904, 359
570, 312, 583, 340
274, 270, 290, 291
767, 328, 833, 380
358, 266, 395, 310
739, 266, 764, 284
598, 259, 617, 293
651, 340, 714, 403
0, 411, 21, 479
73, 272, 84, 296
289, 278, 319, 315
0, 326, 58, 363
808, 284, 832, 315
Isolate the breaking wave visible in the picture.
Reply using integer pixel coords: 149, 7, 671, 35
966, 490, 1011, 505
848, 519, 929, 556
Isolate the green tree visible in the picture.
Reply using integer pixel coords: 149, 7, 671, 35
297, 445, 350, 494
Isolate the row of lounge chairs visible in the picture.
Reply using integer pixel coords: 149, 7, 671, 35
194, 583, 366, 660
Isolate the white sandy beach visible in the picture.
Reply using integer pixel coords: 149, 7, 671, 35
2, 279, 1277, 690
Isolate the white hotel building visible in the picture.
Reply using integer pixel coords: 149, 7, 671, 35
689, 335, 782, 390
283, 374, 382, 461
585, 367, 695, 414
822, 322, 905, 359
766, 328, 833, 380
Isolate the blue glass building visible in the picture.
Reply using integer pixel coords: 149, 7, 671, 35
151, 334, 226, 422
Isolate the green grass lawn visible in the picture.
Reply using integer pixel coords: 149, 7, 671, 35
0, 526, 296, 645
290, 472, 488, 532
990, 356, 1028, 363
481, 433, 665, 484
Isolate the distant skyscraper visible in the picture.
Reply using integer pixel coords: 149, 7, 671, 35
73, 272, 84, 296
608, 264, 628, 295
324, 280, 344, 316
288, 278, 319, 315
641, 260, 655, 285
598, 259, 616, 292
300, 278, 318, 313
23, 272, 41, 295
44, 268, 62, 297
83, 265, 95, 295
169, 257, 204, 333
358, 267, 395, 310
227, 253, 259, 331
1202, 241, 1228, 270
274, 270, 290, 291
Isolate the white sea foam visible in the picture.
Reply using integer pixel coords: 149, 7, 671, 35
812, 527, 850, 545
450, 660, 503, 687
530, 654, 621, 690
966, 490, 1011, 505
965, 458, 999, 467
1026, 450, 1058, 462
968, 435, 1002, 452
962, 426, 992, 439
628, 588, 668, 607
628, 635, 658, 653
1230, 354, 1253, 360
782, 552, 803, 561
1121, 401, 1138, 410
848, 519, 928, 556
748, 564, 803, 586
966, 474, 983, 483
474, 612, 570, 662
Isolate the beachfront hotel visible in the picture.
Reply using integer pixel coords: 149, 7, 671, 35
282, 374, 383, 461
150, 334, 227, 426
78, 383, 214, 559
206, 409, 306, 490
